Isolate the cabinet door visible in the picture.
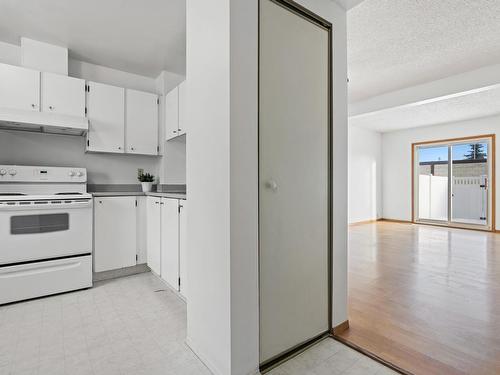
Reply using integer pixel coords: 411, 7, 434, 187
94, 197, 137, 272
179, 199, 188, 298
0, 63, 40, 112
41, 72, 85, 117
165, 87, 179, 140
178, 81, 187, 136
146, 197, 161, 275
86, 81, 125, 153
160, 198, 179, 290
136, 196, 148, 264
125, 89, 158, 155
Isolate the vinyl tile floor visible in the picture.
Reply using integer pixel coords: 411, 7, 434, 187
0, 272, 394, 375
266, 338, 398, 375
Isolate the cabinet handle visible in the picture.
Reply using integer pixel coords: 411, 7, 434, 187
49, 106, 54, 110
118, 146, 122, 150
173, 130, 177, 133
31, 103, 36, 109
178, 128, 182, 132
131, 147, 135, 151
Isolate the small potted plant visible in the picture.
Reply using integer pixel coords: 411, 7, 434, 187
138, 172, 155, 192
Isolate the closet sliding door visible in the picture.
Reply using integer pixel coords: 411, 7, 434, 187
259, 0, 332, 366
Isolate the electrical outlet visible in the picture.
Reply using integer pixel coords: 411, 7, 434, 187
138, 168, 144, 178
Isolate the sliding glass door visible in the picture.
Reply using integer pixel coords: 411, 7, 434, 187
414, 136, 493, 230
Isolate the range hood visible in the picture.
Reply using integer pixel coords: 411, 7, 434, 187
0, 108, 88, 136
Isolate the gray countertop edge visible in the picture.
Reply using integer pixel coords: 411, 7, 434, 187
92, 192, 186, 200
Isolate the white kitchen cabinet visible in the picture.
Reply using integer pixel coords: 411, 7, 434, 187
146, 196, 162, 275
41, 72, 85, 117
165, 87, 179, 140
0, 63, 40, 112
136, 196, 148, 264
178, 81, 187, 136
94, 197, 137, 272
86, 81, 125, 153
160, 198, 179, 290
146, 196, 187, 295
126, 89, 159, 155
165, 80, 187, 141
179, 200, 188, 298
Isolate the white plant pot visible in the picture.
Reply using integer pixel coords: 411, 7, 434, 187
141, 182, 153, 192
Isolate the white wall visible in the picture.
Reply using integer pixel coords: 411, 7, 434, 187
229, 0, 259, 373
68, 59, 157, 93
163, 135, 186, 184
382, 114, 500, 229
0, 40, 158, 93
185, 0, 232, 374
0, 40, 20, 65
186, 0, 347, 374
0, 130, 159, 184
348, 125, 382, 223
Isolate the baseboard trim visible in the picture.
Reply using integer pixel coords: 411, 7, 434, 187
93, 263, 149, 282
379, 218, 413, 224
331, 335, 411, 375
186, 337, 226, 375
349, 219, 381, 226
149, 271, 187, 303
331, 320, 349, 335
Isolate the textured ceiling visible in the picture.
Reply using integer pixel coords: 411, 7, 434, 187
349, 87, 500, 132
348, 0, 500, 102
0, 0, 186, 76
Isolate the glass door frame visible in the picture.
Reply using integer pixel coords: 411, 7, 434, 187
412, 134, 495, 231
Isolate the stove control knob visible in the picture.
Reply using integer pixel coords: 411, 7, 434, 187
0, 169, 6, 176
77, 171, 84, 177
8, 169, 17, 176
69, 171, 75, 177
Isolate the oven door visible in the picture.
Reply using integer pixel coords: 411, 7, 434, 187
0, 199, 92, 265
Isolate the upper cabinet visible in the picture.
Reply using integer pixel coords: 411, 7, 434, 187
86, 81, 125, 153
0, 62, 160, 148
0, 63, 40, 112
178, 81, 187, 136
165, 87, 179, 139
86, 82, 159, 155
41, 72, 85, 117
125, 89, 158, 155
165, 80, 187, 141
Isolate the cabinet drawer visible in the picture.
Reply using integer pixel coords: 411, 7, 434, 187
0, 255, 92, 305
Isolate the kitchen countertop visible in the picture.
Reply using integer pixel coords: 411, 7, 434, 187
91, 192, 186, 200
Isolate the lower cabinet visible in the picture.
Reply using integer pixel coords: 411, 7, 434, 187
94, 196, 137, 272
179, 200, 188, 298
161, 199, 179, 291
146, 196, 187, 298
146, 197, 161, 275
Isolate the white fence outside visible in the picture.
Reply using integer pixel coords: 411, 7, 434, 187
418, 174, 487, 223
419, 175, 447, 221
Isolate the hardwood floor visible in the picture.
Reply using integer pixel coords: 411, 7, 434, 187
338, 221, 500, 375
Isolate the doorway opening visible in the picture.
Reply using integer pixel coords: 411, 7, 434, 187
412, 135, 495, 231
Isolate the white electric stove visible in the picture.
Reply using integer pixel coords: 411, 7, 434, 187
0, 165, 93, 304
